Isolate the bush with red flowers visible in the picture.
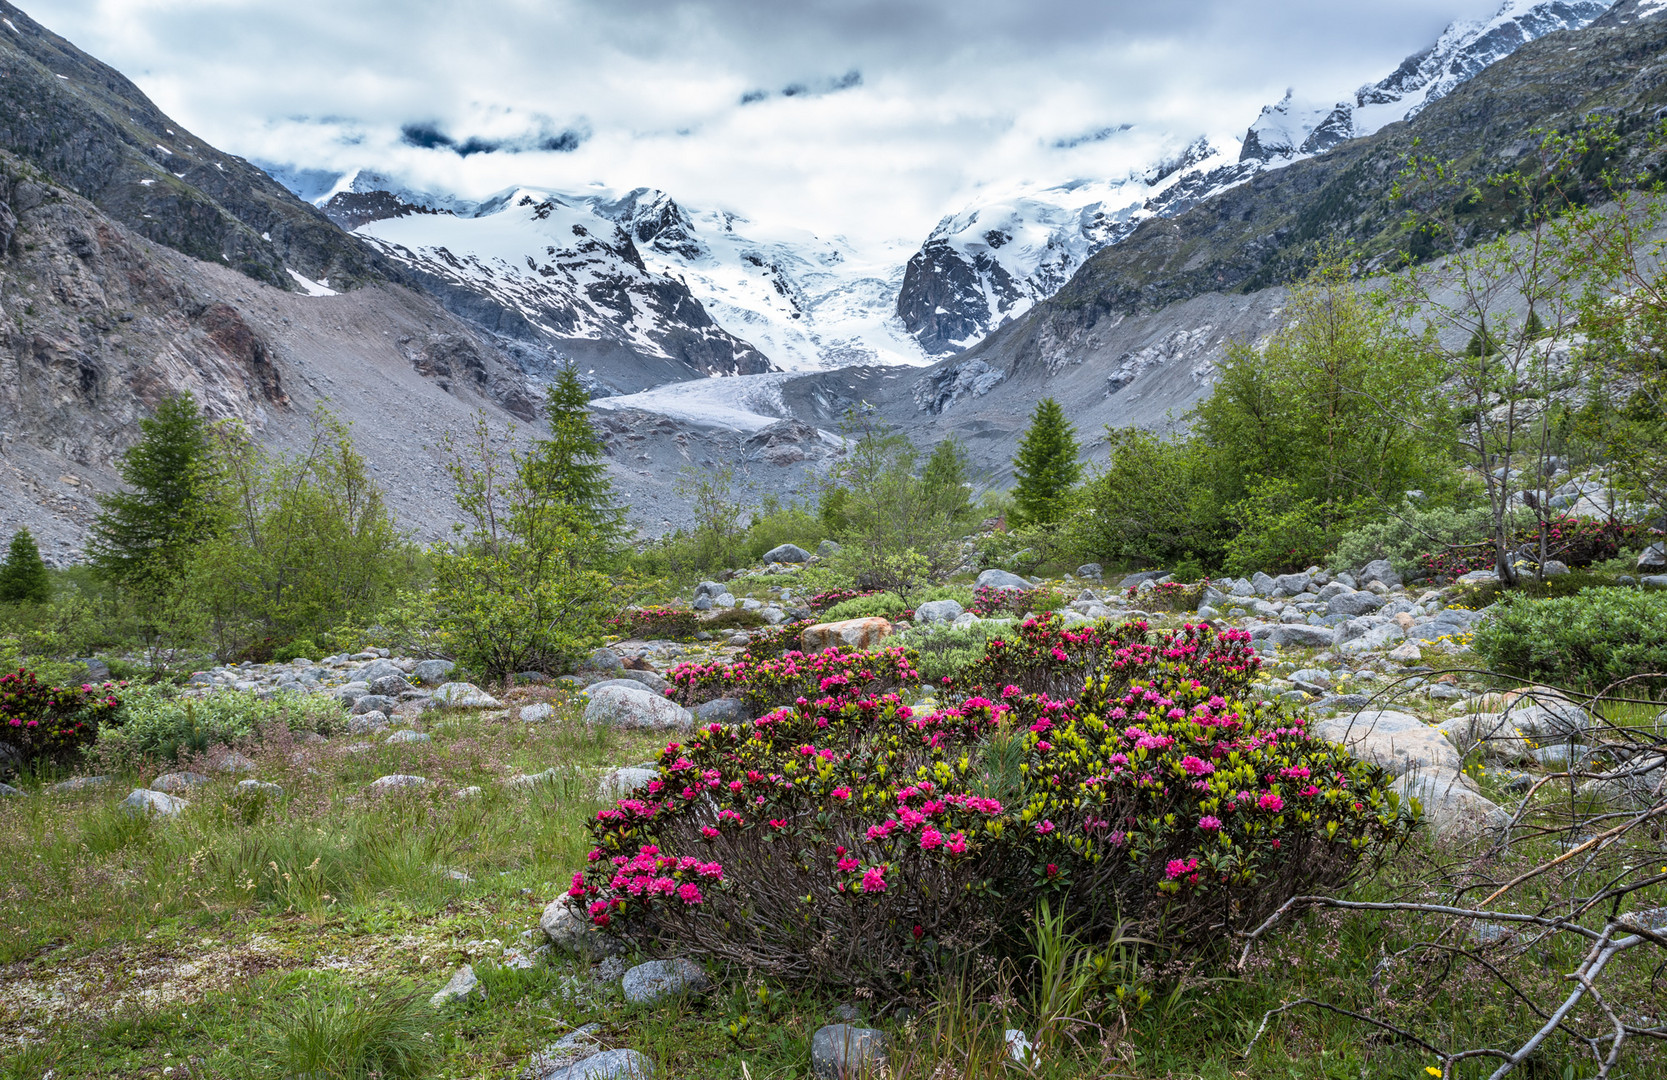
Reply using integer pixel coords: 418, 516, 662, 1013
573, 620, 1409, 989
663, 645, 920, 716
608, 605, 702, 642
0, 667, 124, 772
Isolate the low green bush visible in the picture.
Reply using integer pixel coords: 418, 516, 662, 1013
96, 685, 344, 767
895, 621, 1011, 686
1471, 588, 1667, 693
704, 608, 768, 632
1327, 500, 1494, 574
822, 592, 910, 621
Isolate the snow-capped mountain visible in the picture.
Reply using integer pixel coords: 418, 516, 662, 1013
324, 175, 927, 383
339, 183, 775, 394
895, 0, 1615, 356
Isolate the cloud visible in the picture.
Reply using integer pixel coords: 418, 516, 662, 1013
28, 0, 1508, 251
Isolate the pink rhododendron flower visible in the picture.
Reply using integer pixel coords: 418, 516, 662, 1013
1258, 793, 1284, 812
860, 866, 888, 893
1198, 815, 1222, 831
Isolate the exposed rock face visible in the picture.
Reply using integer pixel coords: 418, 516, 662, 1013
0, 1, 387, 290
800, 618, 894, 652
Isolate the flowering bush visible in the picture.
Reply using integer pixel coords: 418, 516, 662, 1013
970, 584, 1066, 619
576, 626, 1408, 989
1127, 579, 1207, 612
1414, 515, 1642, 577
956, 615, 1263, 700
0, 668, 123, 770
806, 588, 879, 613
608, 605, 701, 641
664, 646, 920, 715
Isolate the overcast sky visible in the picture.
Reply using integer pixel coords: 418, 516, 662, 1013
31, 1, 1514, 250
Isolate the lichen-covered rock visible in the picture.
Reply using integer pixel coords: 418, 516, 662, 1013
412, 659, 457, 685
811, 1024, 887, 1080
800, 618, 894, 652
620, 958, 709, 1004
430, 964, 480, 1006
975, 569, 1031, 592
583, 685, 694, 730
121, 788, 188, 817
433, 682, 503, 709
914, 599, 964, 625
1311, 710, 1463, 777
1391, 768, 1509, 844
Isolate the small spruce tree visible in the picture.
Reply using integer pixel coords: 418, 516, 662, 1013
89, 393, 220, 587
0, 528, 52, 604
521, 366, 626, 545
919, 437, 973, 525
1011, 398, 1081, 527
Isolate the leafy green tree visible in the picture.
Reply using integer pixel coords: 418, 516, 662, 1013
0, 528, 51, 604
1011, 399, 1081, 527
1070, 428, 1226, 569
674, 464, 744, 573
183, 412, 417, 659
88, 393, 219, 588
431, 414, 622, 679
823, 411, 964, 591
521, 366, 626, 548
919, 437, 974, 526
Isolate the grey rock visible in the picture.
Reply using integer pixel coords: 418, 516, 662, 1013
915, 599, 964, 625
1313, 693, 1373, 711
1541, 560, 1570, 576
693, 698, 747, 724
584, 685, 694, 730
1312, 711, 1463, 777
621, 958, 709, 1004
387, 730, 431, 744
1359, 559, 1402, 587
1271, 572, 1313, 597
1289, 668, 1332, 688
151, 771, 210, 793
349, 710, 392, 735
1231, 578, 1256, 596
1457, 569, 1500, 584
811, 1024, 887, 1080
1076, 563, 1103, 580
760, 606, 789, 625
541, 899, 624, 956
694, 580, 727, 599
977, 569, 1032, 592
335, 682, 372, 706
352, 695, 399, 715
212, 751, 259, 774
371, 674, 415, 696
521, 703, 557, 723
614, 669, 671, 693
0, 782, 22, 797
1268, 624, 1334, 648
1119, 570, 1168, 588
121, 788, 188, 817
588, 648, 625, 671
599, 767, 659, 799
1326, 591, 1385, 618
1316, 581, 1351, 602
713, 593, 737, 609
536, 1049, 653, 1080
1504, 693, 1590, 739
368, 774, 429, 792
763, 544, 812, 564
1642, 574, 1667, 588
740, 598, 763, 611
1392, 768, 1510, 844
817, 540, 842, 556
433, 682, 503, 709
691, 595, 714, 611
50, 775, 111, 794
1638, 542, 1667, 572
430, 964, 480, 1006
236, 779, 284, 798
412, 659, 457, 685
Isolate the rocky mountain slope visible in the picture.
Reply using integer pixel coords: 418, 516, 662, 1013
0, 0, 387, 293
0, 144, 560, 561
892, 0, 1617, 359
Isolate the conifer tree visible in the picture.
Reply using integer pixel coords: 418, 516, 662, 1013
89, 393, 220, 587
0, 528, 51, 604
521, 366, 626, 544
1011, 398, 1081, 527
920, 437, 973, 524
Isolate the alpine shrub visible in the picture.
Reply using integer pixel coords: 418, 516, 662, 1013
970, 585, 1066, 619
574, 636, 1407, 989
664, 646, 921, 716
610, 605, 701, 641
0, 668, 123, 771
1471, 588, 1667, 693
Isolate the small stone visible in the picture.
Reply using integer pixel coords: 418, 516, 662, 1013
598, 767, 658, 799
455, 786, 483, 799
151, 771, 210, 793
351, 694, 398, 715
534, 1049, 653, 1080
811, 1024, 886, 1080
368, 774, 430, 792
387, 730, 431, 744
212, 751, 258, 774
236, 779, 283, 798
121, 789, 188, 817
51, 775, 110, 794
588, 648, 625, 671
348, 711, 391, 735
433, 682, 503, 709
430, 964, 480, 1006
1387, 641, 1422, 662
371, 674, 415, 696
693, 698, 747, 724
1076, 562, 1103, 580
763, 543, 812, 564
521, 703, 556, 723
412, 659, 457, 685
620, 958, 709, 1004
0, 782, 23, 797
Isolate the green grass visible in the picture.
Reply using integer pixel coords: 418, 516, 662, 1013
2, 682, 1664, 1079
